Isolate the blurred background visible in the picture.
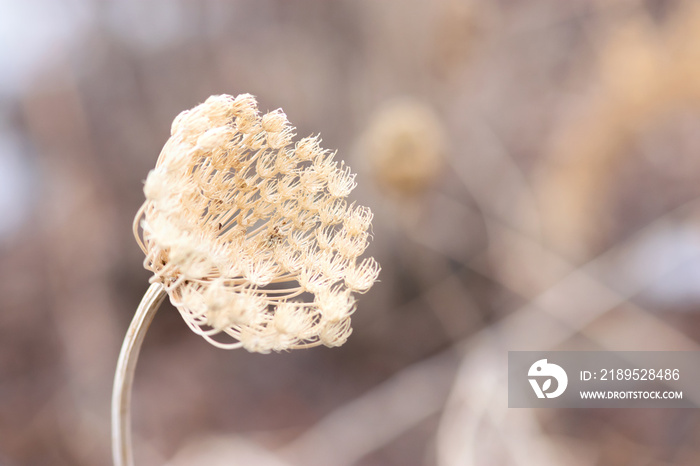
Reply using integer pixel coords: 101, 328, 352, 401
3, 0, 700, 464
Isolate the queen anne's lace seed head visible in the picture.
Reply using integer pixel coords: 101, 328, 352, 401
134, 94, 379, 353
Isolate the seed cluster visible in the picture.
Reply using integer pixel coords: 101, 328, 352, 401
134, 94, 379, 353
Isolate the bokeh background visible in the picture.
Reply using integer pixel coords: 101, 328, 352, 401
3, 0, 700, 464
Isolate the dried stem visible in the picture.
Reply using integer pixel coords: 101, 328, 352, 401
112, 282, 167, 466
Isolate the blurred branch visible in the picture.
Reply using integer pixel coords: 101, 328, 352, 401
279, 349, 459, 466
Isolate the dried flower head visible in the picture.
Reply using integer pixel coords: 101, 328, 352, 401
134, 94, 379, 353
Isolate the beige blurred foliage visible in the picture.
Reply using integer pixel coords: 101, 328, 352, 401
537, 0, 700, 261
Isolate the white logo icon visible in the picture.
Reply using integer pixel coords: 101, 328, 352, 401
528, 359, 568, 398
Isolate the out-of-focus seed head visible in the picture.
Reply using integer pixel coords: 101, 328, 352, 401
134, 94, 379, 353
362, 98, 446, 197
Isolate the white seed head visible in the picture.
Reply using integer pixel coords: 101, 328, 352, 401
345, 257, 381, 293
315, 287, 356, 323
319, 318, 353, 348
135, 94, 380, 352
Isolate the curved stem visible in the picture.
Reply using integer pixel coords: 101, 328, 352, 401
112, 282, 167, 466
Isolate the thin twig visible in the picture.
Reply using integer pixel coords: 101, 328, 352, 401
112, 283, 167, 466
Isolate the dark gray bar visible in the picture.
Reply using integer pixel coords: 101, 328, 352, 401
508, 352, 700, 408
